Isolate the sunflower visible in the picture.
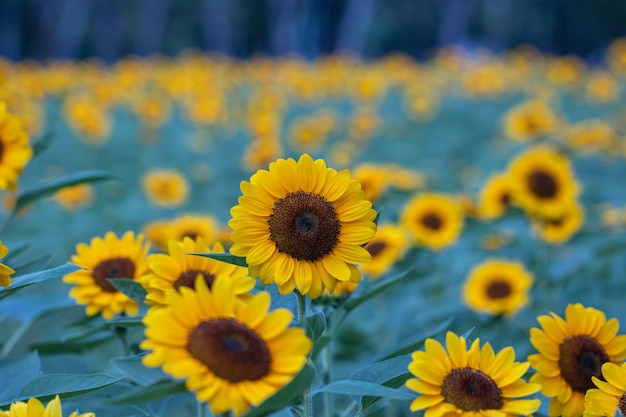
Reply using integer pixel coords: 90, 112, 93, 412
507, 145, 580, 219
52, 183, 95, 211
63, 231, 150, 320
229, 153, 377, 298
531, 202, 584, 244
360, 223, 410, 279
400, 193, 464, 250
142, 169, 189, 208
503, 100, 560, 141
0, 102, 33, 192
0, 395, 94, 417
0, 240, 15, 288
583, 362, 626, 417
143, 213, 221, 251
477, 173, 513, 220
406, 331, 541, 416
141, 275, 312, 416
463, 259, 533, 317
141, 237, 255, 308
528, 303, 626, 417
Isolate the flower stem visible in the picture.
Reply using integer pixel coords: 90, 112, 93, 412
297, 292, 313, 417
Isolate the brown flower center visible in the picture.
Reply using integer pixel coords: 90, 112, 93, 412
92, 257, 136, 292
441, 368, 503, 411
499, 192, 510, 207
559, 335, 609, 393
268, 191, 341, 261
486, 279, 512, 299
366, 241, 387, 257
619, 393, 626, 416
421, 213, 442, 230
180, 231, 200, 240
174, 269, 216, 291
187, 318, 271, 382
0, 141, 4, 162
528, 169, 558, 198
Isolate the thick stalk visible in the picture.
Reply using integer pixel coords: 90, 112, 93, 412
297, 293, 313, 417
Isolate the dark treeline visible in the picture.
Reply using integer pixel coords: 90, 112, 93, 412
0, 0, 625, 63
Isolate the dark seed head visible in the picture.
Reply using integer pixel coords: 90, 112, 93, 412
619, 393, 626, 416
528, 169, 558, 199
559, 335, 609, 393
366, 241, 387, 257
174, 269, 216, 291
92, 257, 135, 292
441, 367, 504, 411
486, 279, 512, 299
421, 213, 442, 230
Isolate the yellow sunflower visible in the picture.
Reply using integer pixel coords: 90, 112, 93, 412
141, 275, 312, 416
0, 102, 33, 192
507, 145, 580, 219
0, 395, 94, 417
477, 173, 513, 220
52, 183, 95, 211
529, 303, 626, 417
360, 223, 410, 279
583, 362, 626, 417
142, 169, 189, 208
400, 193, 464, 250
463, 259, 533, 317
228, 153, 377, 298
503, 100, 560, 142
143, 213, 221, 251
531, 202, 584, 244
141, 237, 255, 308
406, 331, 541, 416
0, 240, 15, 288
63, 231, 150, 320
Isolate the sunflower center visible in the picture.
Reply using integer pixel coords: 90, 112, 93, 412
181, 231, 199, 240
486, 279, 512, 299
186, 318, 271, 382
174, 269, 216, 291
366, 241, 387, 257
528, 169, 558, 198
499, 192, 510, 207
619, 393, 626, 416
421, 213, 442, 230
558, 335, 609, 393
268, 191, 341, 261
441, 367, 503, 411
92, 257, 135, 292
0, 141, 4, 161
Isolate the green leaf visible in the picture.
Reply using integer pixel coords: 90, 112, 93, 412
112, 354, 169, 386
112, 380, 187, 404
109, 278, 147, 304
31, 334, 115, 354
107, 315, 145, 328
12, 254, 52, 276
188, 252, 248, 267
14, 169, 115, 214
0, 352, 42, 402
0, 264, 81, 300
313, 380, 413, 401
305, 311, 326, 343
350, 354, 412, 385
344, 267, 414, 312
243, 364, 313, 417
0, 374, 124, 406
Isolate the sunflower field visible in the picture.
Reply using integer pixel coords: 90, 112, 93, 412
1, 39, 626, 417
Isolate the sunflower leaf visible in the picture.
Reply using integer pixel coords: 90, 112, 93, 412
312, 380, 414, 401
109, 278, 147, 304
14, 169, 115, 214
0, 352, 42, 403
107, 315, 145, 328
111, 379, 187, 404
305, 311, 326, 342
188, 252, 248, 267
0, 264, 81, 300
343, 266, 414, 312
243, 364, 313, 417
112, 354, 169, 386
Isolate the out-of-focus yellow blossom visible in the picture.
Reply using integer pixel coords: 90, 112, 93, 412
585, 70, 621, 104
133, 93, 171, 127
349, 107, 380, 140
563, 120, 619, 154
607, 37, 626, 75
142, 169, 189, 208
52, 183, 95, 211
63, 93, 112, 145
503, 99, 560, 141
545, 55, 586, 88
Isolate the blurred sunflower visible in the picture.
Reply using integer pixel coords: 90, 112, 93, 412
229, 153, 377, 298
143, 213, 221, 251
507, 145, 580, 219
360, 223, 410, 279
477, 173, 512, 220
463, 259, 533, 317
52, 183, 95, 211
406, 331, 541, 416
0, 240, 15, 288
563, 120, 618, 155
0, 395, 94, 417
529, 303, 626, 417
503, 100, 559, 141
0, 102, 33, 192
63, 231, 150, 319
531, 202, 584, 244
585, 70, 621, 104
142, 237, 255, 308
401, 193, 464, 250
583, 362, 626, 417
142, 169, 189, 208
142, 276, 312, 416
352, 164, 389, 203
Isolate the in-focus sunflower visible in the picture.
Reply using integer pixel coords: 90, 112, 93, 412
463, 259, 533, 317
0, 102, 33, 192
477, 173, 513, 220
143, 213, 221, 251
142, 237, 255, 308
531, 202, 584, 244
583, 362, 626, 417
63, 231, 150, 319
507, 145, 580, 219
401, 193, 464, 250
142, 169, 189, 208
406, 331, 541, 416
0, 395, 94, 417
141, 276, 312, 416
0, 240, 15, 288
529, 303, 626, 417
360, 223, 409, 279
229, 153, 377, 298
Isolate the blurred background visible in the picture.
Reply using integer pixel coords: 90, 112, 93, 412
1, 0, 625, 62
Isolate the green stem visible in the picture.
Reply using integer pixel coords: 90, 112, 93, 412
0, 321, 29, 357
323, 337, 333, 417
297, 292, 313, 417
114, 325, 130, 357
340, 401, 358, 417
